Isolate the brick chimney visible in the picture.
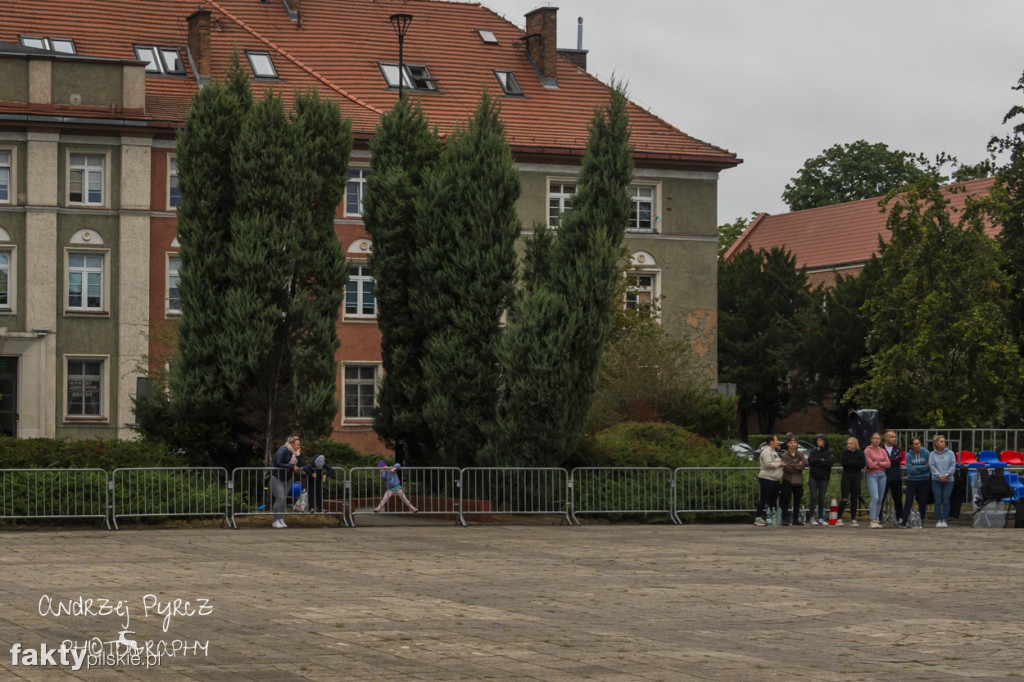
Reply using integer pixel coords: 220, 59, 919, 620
187, 8, 211, 83
525, 7, 558, 84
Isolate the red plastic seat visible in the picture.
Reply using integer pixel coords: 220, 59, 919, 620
900, 452, 906, 466
958, 451, 984, 467
999, 450, 1023, 466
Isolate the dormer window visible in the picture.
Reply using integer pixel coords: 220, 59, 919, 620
494, 70, 523, 96
378, 63, 438, 92
134, 46, 185, 74
20, 36, 76, 54
247, 51, 278, 79
478, 29, 498, 44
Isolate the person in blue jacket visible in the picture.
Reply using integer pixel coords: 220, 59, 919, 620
374, 461, 418, 513
900, 438, 930, 527
302, 455, 335, 513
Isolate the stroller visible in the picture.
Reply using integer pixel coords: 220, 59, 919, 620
972, 467, 1013, 528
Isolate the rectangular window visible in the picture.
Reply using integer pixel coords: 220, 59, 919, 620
167, 255, 181, 314
624, 273, 656, 315
0, 150, 10, 203
494, 70, 523, 96
19, 36, 75, 53
548, 181, 576, 227
378, 63, 437, 91
0, 251, 10, 309
168, 156, 181, 209
134, 46, 184, 74
345, 264, 376, 318
344, 365, 378, 419
345, 168, 371, 216
68, 153, 105, 205
66, 359, 103, 417
67, 253, 104, 311
247, 51, 278, 78
627, 186, 655, 232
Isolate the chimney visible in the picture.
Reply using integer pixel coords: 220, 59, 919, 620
282, 0, 301, 22
556, 16, 587, 71
524, 7, 558, 85
187, 8, 211, 84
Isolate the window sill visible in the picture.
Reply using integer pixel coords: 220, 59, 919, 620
66, 203, 108, 209
343, 315, 378, 323
64, 310, 110, 318
63, 416, 109, 424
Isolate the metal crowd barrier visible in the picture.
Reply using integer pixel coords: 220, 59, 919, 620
674, 467, 760, 521
230, 467, 349, 527
570, 467, 679, 524
110, 467, 230, 530
893, 429, 1024, 454
460, 467, 572, 525
348, 466, 461, 526
0, 468, 110, 529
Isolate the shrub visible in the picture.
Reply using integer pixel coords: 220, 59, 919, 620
573, 422, 746, 469
0, 438, 184, 470
303, 440, 375, 467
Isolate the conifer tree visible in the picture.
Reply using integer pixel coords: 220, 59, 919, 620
487, 85, 633, 465
362, 99, 441, 463
414, 93, 521, 467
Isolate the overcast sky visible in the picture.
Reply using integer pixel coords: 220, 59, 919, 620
480, 0, 1024, 223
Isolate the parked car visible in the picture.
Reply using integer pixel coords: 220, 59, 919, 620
729, 441, 755, 461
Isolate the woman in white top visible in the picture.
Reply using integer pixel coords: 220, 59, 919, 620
754, 435, 783, 526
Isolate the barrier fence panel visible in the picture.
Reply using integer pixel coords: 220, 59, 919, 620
111, 467, 229, 530
460, 468, 572, 525
571, 467, 678, 524
893, 429, 1024, 455
0, 469, 110, 528
230, 467, 349, 528
348, 467, 461, 526
674, 467, 760, 521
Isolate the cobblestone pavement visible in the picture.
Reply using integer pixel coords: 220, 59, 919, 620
0, 520, 1019, 680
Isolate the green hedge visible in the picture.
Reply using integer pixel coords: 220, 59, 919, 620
0, 437, 185, 470
747, 433, 851, 453
574, 422, 746, 469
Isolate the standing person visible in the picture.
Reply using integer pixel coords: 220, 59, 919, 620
754, 435, 783, 526
929, 435, 957, 528
779, 436, 807, 526
806, 434, 835, 525
302, 455, 335, 513
882, 430, 905, 526
271, 436, 302, 529
901, 438, 931, 527
864, 432, 891, 529
836, 437, 866, 526
374, 461, 418, 513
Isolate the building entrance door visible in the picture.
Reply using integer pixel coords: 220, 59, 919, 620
0, 356, 18, 436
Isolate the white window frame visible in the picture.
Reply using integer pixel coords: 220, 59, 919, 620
0, 246, 16, 314
345, 167, 371, 217
168, 155, 180, 210
63, 355, 109, 422
66, 150, 109, 207
246, 51, 278, 79
166, 253, 181, 316
627, 184, 659, 233
0, 147, 14, 205
478, 29, 498, 44
378, 63, 438, 92
64, 249, 109, 314
624, 270, 661, 318
19, 36, 75, 54
344, 263, 376, 320
343, 364, 379, 421
547, 178, 576, 228
133, 45, 185, 74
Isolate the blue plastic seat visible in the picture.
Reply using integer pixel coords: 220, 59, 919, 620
978, 450, 1006, 467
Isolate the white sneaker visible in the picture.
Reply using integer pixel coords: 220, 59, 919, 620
272, 520, 282, 528
850, 520, 858, 527
936, 521, 943, 528
940, 520, 948, 528
810, 517, 819, 526
835, 519, 843, 526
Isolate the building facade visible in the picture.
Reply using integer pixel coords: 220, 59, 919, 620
3, 1, 739, 452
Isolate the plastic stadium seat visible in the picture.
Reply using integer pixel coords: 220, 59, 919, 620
978, 450, 1006, 467
900, 452, 906, 466
1002, 472, 1024, 502
999, 450, 1023, 466
958, 451, 985, 468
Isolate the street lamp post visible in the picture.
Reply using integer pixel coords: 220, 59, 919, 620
389, 13, 413, 100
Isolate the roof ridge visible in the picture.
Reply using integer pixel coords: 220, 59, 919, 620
204, 0, 383, 116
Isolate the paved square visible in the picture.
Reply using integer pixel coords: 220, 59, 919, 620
0, 520, 1018, 680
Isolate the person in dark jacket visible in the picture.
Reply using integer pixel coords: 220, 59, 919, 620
778, 437, 806, 526
883, 430, 904, 526
271, 436, 303, 528
900, 438, 930, 527
836, 436, 866, 526
302, 455, 335, 513
806, 434, 835, 525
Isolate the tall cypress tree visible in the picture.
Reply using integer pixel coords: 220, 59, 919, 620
162, 58, 253, 462
414, 93, 521, 467
488, 84, 633, 465
362, 99, 441, 463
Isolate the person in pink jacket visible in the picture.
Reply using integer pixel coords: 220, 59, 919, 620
863, 432, 891, 529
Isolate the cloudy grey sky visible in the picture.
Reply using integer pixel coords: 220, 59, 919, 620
481, 0, 1024, 223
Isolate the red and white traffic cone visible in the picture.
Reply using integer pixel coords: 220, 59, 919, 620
828, 498, 838, 525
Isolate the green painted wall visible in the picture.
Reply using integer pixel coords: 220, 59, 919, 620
0, 61, 30, 103
51, 62, 122, 107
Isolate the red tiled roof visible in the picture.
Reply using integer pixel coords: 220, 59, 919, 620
1, 0, 740, 168
723, 177, 998, 270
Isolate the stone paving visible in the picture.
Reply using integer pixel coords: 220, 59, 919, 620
0, 518, 1020, 680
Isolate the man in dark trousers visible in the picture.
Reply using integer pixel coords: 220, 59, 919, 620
883, 430, 904, 526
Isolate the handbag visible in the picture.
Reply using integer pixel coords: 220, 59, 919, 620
293, 490, 308, 512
